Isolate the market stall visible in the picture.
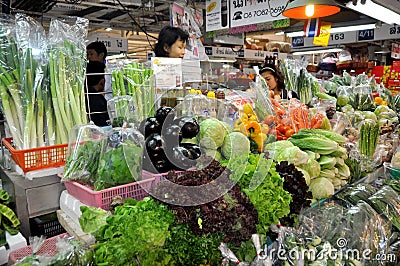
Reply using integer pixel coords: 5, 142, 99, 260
0, 11, 400, 266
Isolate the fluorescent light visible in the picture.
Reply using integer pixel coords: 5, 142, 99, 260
330, 23, 375, 33
287, 31, 304, 37
292, 48, 342, 55
346, 0, 400, 25
275, 31, 285, 35
287, 23, 376, 37
207, 58, 237, 63
105, 27, 113, 31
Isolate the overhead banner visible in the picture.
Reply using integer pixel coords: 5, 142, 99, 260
206, 0, 230, 31
87, 34, 128, 54
230, 0, 290, 28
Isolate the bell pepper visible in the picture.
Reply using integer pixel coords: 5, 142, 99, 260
261, 124, 269, 134
248, 114, 258, 121
243, 103, 254, 115
245, 121, 261, 138
251, 133, 267, 152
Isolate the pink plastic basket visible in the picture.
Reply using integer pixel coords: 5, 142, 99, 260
8, 233, 69, 265
63, 171, 163, 210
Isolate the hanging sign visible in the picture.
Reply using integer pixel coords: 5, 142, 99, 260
357, 29, 374, 41
374, 24, 400, 41
206, 0, 230, 31
87, 34, 128, 54
230, 0, 290, 28
392, 43, 400, 59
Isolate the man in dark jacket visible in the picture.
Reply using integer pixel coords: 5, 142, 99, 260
86, 61, 110, 126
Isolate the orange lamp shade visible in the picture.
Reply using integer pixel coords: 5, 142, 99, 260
283, 0, 340, 19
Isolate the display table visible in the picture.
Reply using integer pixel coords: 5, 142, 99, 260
0, 167, 65, 238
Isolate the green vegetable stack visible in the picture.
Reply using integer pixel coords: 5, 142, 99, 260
0, 190, 20, 247
358, 119, 380, 158
287, 129, 351, 197
111, 62, 155, 121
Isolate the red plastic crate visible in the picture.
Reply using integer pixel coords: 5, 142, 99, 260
63, 171, 163, 210
8, 233, 69, 265
2, 137, 68, 172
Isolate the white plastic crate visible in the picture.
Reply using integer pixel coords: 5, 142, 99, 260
0, 231, 27, 265
59, 190, 88, 226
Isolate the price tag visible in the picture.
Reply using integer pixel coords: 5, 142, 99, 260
358, 29, 374, 41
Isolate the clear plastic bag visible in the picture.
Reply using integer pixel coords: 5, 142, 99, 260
47, 16, 89, 145
95, 127, 144, 190
219, 243, 250, 266
368, 186, 400, 232
107, 95, 138, 128
62, 124, 106, 185
14, 236, 52, 265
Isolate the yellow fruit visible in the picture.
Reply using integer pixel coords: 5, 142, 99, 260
243, 103, 254, 114
374, 96, 383, 104
381, 100, 387, 105
207, 91, 215, 98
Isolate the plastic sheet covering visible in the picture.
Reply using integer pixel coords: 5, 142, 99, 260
219, 243, 250, 266
107, 95, 139, 128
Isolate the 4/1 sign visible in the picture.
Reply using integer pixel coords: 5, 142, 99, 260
358, 29, 374, 41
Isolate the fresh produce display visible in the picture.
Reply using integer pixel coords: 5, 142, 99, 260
0, 190, 20, 246
0, 14, 88, 149
111, 61, 155, 121
95, 129, 144, 190
151, 160, 258, 245
276, 161, 312, 227
142, 107, 201, 173
358, 119, 380, 158
222, 153, 292, 234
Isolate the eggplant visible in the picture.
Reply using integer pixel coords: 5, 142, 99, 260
155, 106, 175, 125
145, 133, 166, 160
173, 116, 200, 139
143, 154, 172, 173
181, 143, 201, 160
168, 146, 196, 170
139, 117, 161, 138
162, 124, 182, 148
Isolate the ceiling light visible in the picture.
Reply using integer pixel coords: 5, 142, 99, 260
275, 31, 285, 35
206, 58, 237, 63
346, 0, 400, 25
286, 23, 376, 37
105, 27, 113, 31
292, 47, 342, 55
283, 0, 340, 19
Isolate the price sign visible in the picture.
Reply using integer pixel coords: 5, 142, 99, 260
358, 29, 374, 41
291, 36, 304, 48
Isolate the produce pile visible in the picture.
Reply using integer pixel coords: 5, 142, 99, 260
0, 14, 88, 149
0, 190, 20, 246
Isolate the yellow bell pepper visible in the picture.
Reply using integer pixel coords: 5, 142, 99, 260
261, 124, 269, 134
243, 103, 254, 115
248, 114, 258, 121
245, 121, 261, 138
251, 133, 266, 152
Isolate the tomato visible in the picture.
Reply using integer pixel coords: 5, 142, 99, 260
283, 126, 291, 133
276, 124, 285, 133
285, 129, 295, 138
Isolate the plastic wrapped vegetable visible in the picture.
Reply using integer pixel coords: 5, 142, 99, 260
107, 95, 138, 128
95, 127, 144, 190
358, 119, 380, 158
368, 186, 400, 231
62, 124, 106, 185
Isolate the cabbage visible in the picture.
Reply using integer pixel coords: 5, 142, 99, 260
296, 167, 311, 185
181, 137, 199, 145
275, 146, 309, 166
199, 118, 229, 149
300, 158, 321, 179
374, 105, 391, 116
362, 111, 377, 122
203, 148, 222, 161
221, 132, 250, 159
309, 177, 335, 199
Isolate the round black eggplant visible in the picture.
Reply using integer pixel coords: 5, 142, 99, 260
145, 133, 167, 160
139, 117, 161, 138
181, 143, 201, 160
162, 124, 182, 148
173, 116, 199, 139
168, 146, 196, 170
155, 106, 175, 125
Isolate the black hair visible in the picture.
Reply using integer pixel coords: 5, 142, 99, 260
259, 63, 285, 91
87, 41, 108, 60
86, 61, 105, 87
154, 26, 189, 57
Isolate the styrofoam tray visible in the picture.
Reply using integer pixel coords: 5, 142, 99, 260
59, 190, 88, 226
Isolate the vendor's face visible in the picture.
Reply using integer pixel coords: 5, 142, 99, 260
262, 71, 277, 91
166, 38, 186, 58
87, 49, 104, 63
